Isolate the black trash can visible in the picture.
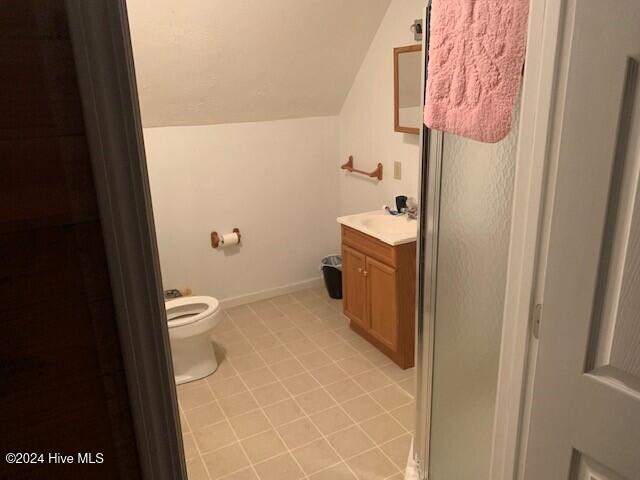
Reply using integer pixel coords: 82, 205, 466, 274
320, 255, 342, 299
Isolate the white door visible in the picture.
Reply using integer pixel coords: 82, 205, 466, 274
523, 1, 640, 479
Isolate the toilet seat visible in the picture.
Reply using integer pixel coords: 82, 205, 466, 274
166, 296, 220, 328
165, 295, 221, 384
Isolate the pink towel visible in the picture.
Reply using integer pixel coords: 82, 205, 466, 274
424, 0, 529, 143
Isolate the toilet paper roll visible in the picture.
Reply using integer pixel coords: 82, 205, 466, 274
219, 232, 240, 248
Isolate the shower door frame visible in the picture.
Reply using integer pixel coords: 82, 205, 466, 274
412, 0, 558, 479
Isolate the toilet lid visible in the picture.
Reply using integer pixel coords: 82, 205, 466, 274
165, 296, 219, 328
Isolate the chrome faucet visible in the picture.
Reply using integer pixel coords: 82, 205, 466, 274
404, 198, 419, 220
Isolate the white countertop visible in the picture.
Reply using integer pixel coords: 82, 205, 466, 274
337, 210, 418, 246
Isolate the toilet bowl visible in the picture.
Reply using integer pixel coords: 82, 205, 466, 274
165, 296, 221, 385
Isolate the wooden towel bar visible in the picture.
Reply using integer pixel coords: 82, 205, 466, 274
341, 156, 383, 180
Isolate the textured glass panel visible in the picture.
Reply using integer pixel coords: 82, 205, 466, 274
429, 107, 519, 479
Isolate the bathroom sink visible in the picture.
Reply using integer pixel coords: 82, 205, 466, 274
337, 210, 418, 246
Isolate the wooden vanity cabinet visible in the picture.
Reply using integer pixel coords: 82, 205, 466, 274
341, 225, 416, 369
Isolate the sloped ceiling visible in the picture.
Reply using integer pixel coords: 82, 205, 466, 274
126, 0, 392, 127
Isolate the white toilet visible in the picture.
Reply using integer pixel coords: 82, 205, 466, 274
165, 296, 221, 385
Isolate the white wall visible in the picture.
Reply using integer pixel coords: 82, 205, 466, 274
338, 0, 425, 215
145, 116, 340, 301
142, 0, 425, 302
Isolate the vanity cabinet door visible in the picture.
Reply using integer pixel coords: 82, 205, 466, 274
365, 256, 398, 352
342, 245, 368, 329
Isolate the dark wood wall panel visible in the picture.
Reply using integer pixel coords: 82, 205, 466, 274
0, 1, 142, 478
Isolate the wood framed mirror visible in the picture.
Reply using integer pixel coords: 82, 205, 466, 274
394, 44, 422, 135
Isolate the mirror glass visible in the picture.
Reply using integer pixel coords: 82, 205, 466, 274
394, 45, 422, 134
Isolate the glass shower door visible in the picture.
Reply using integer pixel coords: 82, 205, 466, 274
414, 113, 520, 479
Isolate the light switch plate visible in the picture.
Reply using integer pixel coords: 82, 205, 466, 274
394, 161, 402, 180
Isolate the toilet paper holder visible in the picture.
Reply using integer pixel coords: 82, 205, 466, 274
211, 228, 241, 249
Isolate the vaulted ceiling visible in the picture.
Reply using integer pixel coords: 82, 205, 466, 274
126, 0, 392, 127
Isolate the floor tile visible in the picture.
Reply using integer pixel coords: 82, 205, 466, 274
241, 367, 277, 390
390, 404, 415, 432
280, 373, 321, 396
277, 302, 306, 315
212, 360, 238, 379
324, 378, 366, 403
202, 443, 250, 479
274, 327, 306, 343
194, 420, 237, 453
276, 417, 322, 449
341, 395, 384, 423
180, 410, 190, 433
265, 316, 295, 332
240, 429, 286, 463
248, 333, 281, 352
253, 304, 284, 321
360, 348, 395, 368
346, 336, 377, 353
397, 376, 415, 397
270, 294, 297, 306
309, 364, 348, 386
229, 353, 265, 373
336, 355, 375, 376
208, 375, 247, 399
228, 410, 271, 439
223, 339, 255, 359
270, 358, 305, 380
380, 434, 412, 469
226, 304, 254, 319
253, 453, 304, 480
326, 425, 374, 459
352, 370, 392, 392
286, 309, 316, 326
218, 392, 259, 418
262, 398, 304, 426
180, 384, 215, 410
308, 462, 357, 480
310, 406, 353, 435
293, 289, 319, 301
186, 402, 226, 430
309, 304, 337, 320
359, 414, 405, 444
251, 382, 290, 407
182, 433, 198, 460
257, 345, 293, 365
386, 474, 405, 480
240, 323, 272, 339
323, 342, 359, 361
285, 336, 318, 355
220, 467, 258, 480
309, 330, 343, 348
297, 350, 333, 370
292, 439, 340, 475
296, 318, 329, 336
295, 388, 336, 415
346, 448, 397, 480
369, 384, 413, 411
186, 457, 209, 480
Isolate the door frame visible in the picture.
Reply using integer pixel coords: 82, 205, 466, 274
490, 0, 567, 479
65, 2, 185, 479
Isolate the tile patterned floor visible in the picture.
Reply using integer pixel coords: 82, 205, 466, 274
177, 286, 416, 480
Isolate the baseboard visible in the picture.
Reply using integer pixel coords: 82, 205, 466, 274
219, 276, 324, 309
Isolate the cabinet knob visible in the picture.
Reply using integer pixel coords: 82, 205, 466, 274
358, 267, 363, 273
363, 270, 368, 276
